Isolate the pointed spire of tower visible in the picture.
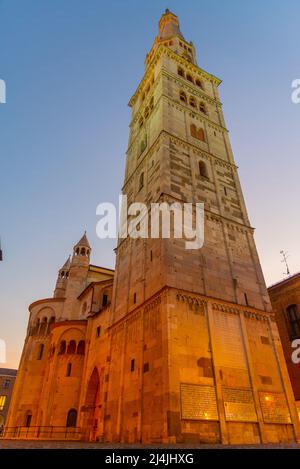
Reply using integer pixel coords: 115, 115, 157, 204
54, 256, 71, 298
73, 231, 91, 260
158, 9, 184, 41
61, 255, 71, 270
74, 231, 91, 250
144, 10, 196, 69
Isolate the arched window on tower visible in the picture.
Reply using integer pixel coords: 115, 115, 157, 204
199, 102, 207, 114
77, 340, 85, 355
195, 78, 203, 89
58, 340, 66, 355
39, 317, 47, 336
66, 409, 77, 428
179, 91, 187, 103
199, 161, 208, 179
189, 96, 196, 108
186, 73, 193, 83
67, 340, 76, 354
287, 304, 300, 338
177, 67, 185, 78
80, 247, 86, 256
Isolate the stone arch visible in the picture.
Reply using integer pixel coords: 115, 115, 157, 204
66, 408, 77, 427
83, 367, 100, 441
32, 307, 56, 336
39, 317, 48, 335
67, 340, 76, 354
77, 340, 85, 355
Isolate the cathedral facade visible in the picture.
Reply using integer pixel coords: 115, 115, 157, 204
5, 10, 300, 444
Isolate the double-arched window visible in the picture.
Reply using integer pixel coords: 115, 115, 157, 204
190, 124, 206, 142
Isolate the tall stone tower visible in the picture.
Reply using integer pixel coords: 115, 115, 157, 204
5, 10, 300, 446
106, 10, 300, 444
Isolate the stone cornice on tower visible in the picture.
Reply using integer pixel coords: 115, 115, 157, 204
129, 44, 221, 108
129, 69, 223, 131
124, 129, 238, 191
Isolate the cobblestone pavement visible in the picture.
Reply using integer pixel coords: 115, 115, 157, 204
0, 440, 300, 449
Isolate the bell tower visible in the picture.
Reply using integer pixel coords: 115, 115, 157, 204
112, 9, 270, 323
107, 10, 300, 445
62, 232, 91, 320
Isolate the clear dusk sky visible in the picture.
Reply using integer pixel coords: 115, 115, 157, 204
0, 0, 299, 369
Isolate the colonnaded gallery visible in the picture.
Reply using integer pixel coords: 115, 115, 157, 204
5, 10, 300, 444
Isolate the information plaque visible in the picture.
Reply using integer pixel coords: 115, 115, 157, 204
180, 383, 219, 421
222, 387, 258, 422
259, 392, 291, 424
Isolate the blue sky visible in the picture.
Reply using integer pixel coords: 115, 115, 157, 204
1, 0, 300, 368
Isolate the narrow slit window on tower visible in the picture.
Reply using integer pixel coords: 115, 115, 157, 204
139, 172, 144, 191
150, 250, 153, 261
37, 343, 44, 360
133, 292, 137, 304
102, 294, 108, 307
131, 359, 135, 372
244, 293, 249, 306
224, 186, 227, 196
96, 326, 101, 338
25, 412, 32, 428
66, 363, 72, 377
